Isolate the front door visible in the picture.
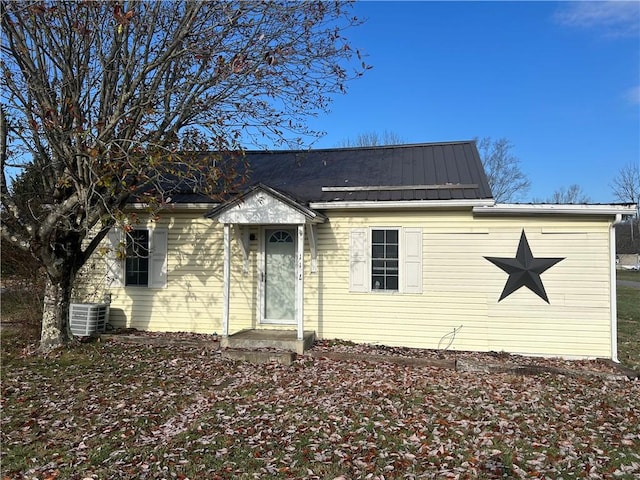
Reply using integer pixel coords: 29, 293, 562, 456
262, 228, 296, 324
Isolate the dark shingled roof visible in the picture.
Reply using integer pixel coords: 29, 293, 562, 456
168, 141, 493, 205
242, 141, 493, 204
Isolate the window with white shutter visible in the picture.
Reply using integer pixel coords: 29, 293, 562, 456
349, 227, 422, 294
106, 227, 167, 289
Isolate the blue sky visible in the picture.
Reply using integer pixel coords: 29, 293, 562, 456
307, 1, 640, 203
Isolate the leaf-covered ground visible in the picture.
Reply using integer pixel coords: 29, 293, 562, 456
2, 337, 639, 480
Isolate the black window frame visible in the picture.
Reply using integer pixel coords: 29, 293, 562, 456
371, 228, 399, 291
125, 229, 150, 287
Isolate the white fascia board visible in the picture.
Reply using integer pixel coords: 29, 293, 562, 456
309, 199, 495, 210
128, 202, 218, 211
473, 203, 637, 217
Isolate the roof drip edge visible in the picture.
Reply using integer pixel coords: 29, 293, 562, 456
473, 203, 637, 216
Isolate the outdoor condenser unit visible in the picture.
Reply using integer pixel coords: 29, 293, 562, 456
69, 303, 109, 337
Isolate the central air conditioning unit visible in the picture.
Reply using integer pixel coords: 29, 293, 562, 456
69, 303, 109, 337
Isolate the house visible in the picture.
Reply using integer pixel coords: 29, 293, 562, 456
79, 141, 636, 360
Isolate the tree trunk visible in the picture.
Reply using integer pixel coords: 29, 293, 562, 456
39, 273, 75, 352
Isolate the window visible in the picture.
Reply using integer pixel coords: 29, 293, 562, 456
106, 227, 168, 289
269, 230, 294, 244
125, 230, 149, 286
349, 227, 422, 294
371, 229, 399, 290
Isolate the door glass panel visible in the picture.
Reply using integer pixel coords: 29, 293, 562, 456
265, 229, 295, 321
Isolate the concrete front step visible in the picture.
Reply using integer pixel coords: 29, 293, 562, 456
222, 329, 315, 354
222, 349, 296, 366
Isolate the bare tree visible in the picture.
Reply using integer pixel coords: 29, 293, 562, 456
611, 162, 640, 241
476, 137, 531, 203
611, 162, 640, 210
1, 1, 368, 351
338, 130, 405, 147
546, 184, 591, 204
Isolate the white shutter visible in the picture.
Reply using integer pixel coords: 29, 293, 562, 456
403, 228, 423, 294
349, 228, 368, 292
148, 228, 168, 288
106, 228, 124, 287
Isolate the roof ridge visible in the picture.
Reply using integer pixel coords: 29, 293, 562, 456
234, 140, 476, 154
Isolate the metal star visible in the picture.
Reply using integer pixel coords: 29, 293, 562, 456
485, 230, 564, 303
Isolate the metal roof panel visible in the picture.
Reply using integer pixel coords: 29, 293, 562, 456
242, 141, 493, 204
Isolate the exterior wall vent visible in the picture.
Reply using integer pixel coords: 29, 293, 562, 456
69, 303, 109, 337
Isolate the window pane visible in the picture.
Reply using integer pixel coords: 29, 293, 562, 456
372, 260, 385, 272
386, 244, 398, 258
372, 230, 385, 243
269, 230, 293, 243
126, 230, 149, 256
372, 276, 384, 289
386, 230, 398, 243
372, 245, 385, 259
386, 275, 399, 290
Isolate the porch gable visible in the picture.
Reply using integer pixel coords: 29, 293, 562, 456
207, 184, 325, 225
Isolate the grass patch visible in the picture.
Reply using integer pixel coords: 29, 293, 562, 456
0, 283, 43, 325
617, 285, 640, 370
617, 269, 639, 370
617, 268, 640, 282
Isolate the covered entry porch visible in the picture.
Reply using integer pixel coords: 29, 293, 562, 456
205, 185, 325, 353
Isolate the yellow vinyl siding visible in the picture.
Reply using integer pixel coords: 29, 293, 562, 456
119, 214, 222, 333
313, 210, 614, 358
78, 206, 616, 359
78, 212, 224, 334
314, 211, 489, 350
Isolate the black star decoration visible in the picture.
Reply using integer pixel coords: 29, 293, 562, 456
485, 230, 564, 303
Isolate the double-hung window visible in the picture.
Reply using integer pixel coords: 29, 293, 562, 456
371, 229, 399, 290
125, 230, 150, 286
350, 227, 422, 294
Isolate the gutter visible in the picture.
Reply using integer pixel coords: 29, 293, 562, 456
473, 203, 637, 216
610, 214, 624, 363
128, 202, 218, 211
310, 199, 495, 210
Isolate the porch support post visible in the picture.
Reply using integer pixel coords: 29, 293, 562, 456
222, 223, 231, 339
296, 224, 305, 341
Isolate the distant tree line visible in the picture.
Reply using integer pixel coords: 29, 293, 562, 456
337, 130, 405, 148
616, 218, 640, 254
338, 132, 639, 212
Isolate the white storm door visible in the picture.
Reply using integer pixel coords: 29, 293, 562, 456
263, 228, 296, 324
